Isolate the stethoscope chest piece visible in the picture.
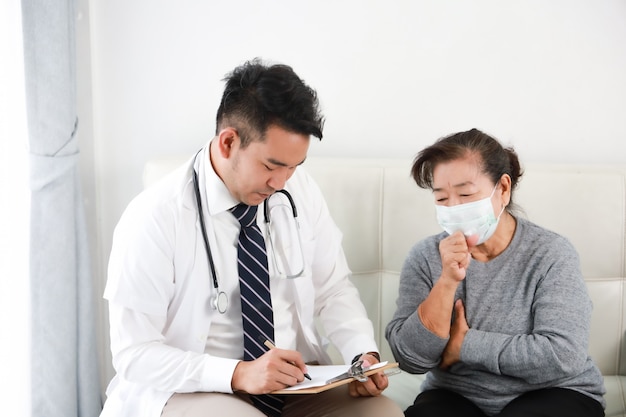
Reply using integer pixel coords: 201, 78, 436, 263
213, 291, 228, 314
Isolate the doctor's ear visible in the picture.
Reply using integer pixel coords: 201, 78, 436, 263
216, 128, 239, 157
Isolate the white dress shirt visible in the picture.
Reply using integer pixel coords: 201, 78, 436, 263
101, 145, 377, 417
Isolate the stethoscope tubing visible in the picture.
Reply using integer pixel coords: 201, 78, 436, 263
192, 168, 228, 313
191, 151, 304, 313
264, 189, 298, 221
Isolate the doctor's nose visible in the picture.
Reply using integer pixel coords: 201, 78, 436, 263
267, 169, 290, 191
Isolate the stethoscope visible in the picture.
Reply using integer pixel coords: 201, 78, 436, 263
192, 163, 305, 314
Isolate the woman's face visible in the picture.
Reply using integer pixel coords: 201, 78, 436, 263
431, 155, 500, 210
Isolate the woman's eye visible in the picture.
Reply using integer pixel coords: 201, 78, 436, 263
264, 164, 275, 171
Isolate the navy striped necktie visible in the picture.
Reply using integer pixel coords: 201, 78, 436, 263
230, 203, 284, 417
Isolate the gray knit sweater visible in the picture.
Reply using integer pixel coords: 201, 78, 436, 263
385, 217, 605, 415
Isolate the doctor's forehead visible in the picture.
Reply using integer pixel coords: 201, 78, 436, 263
253, 125, 310, 168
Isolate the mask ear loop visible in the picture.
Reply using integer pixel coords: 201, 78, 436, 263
490, 180, 507, 222
494, 175, 512, 218
496, 204, 506, 221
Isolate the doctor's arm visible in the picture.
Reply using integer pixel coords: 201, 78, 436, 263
105, 199, 238, 393
109, 302, 309, 395
108, 302, 238, 394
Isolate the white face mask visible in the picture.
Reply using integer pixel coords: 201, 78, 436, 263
435, 185, 505, 245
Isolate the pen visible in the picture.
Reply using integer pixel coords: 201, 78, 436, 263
263, 339, 312, 380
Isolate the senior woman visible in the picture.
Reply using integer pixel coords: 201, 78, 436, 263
385, 129, 605, 417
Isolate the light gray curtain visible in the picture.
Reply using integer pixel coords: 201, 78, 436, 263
22, 0, 102, 416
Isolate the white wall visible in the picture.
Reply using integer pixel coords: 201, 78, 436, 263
86, 0, 626, 389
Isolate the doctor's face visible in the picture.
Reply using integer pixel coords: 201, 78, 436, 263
226, 125, 310, 206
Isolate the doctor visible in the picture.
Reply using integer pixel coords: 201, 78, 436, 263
101, 58, 402, 417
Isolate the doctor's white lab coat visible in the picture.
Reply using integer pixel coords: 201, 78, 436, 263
101, 152, 377, 417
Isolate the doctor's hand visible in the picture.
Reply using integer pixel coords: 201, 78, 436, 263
348, 353, 388, 397
231, 348, 309, 394
439, 231, 478, 283
440, 299, 469, 370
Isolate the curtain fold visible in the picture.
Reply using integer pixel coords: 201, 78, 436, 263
22, 0, 102, 416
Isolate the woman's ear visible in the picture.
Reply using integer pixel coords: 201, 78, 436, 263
499, 174, 512, 206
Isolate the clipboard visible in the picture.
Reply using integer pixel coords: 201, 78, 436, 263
271, 361, 399, 394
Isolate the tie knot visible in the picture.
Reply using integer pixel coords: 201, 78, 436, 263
230, 203, 258, 228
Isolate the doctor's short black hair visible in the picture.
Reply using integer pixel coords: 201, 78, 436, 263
215, 58, 325, 147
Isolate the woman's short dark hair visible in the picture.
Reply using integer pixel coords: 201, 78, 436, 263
216, 58, 325, 147
411, 128, 524, 207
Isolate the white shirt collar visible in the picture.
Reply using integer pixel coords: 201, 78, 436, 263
197, 142, 239, 216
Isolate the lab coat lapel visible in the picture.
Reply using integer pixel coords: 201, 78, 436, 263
290, 276, 332, 364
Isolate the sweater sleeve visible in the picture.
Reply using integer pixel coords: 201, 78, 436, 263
385, 236, 451, 374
